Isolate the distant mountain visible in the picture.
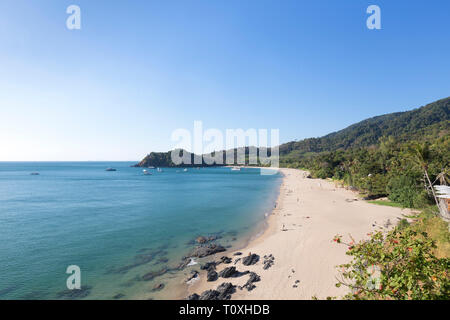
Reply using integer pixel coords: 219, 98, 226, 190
134, 149, 222, 168
279, 97, 449, 158
134, 147, 268, 168
135, 97, 449, 167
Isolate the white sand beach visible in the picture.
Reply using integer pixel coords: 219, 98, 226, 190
188, 168, 412, 299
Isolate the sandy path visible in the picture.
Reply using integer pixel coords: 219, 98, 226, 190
187, 168, 412, 300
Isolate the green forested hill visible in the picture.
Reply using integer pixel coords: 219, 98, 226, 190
137, 97, 449, 169
136, 97, 449, 206
281, 97, 449, 204
280, 97, 449, 157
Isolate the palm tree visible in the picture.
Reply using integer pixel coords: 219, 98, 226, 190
409, 142, 440, 211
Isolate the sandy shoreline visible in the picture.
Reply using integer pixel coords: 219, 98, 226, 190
186, 168, 412, 300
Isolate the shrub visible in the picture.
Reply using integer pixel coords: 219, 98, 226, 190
314, 168, 330, 179
397, 219, 410, 230
387, 175, 429, 208
334, 228, 450, 300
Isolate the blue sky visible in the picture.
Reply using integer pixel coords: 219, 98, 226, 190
0, 0, 449, 161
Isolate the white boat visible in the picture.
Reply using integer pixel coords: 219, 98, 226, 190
183, 168, 188, 172
143, 169, 152, 175
231, 166, 241, 171
148, 166, 155, 169
157, 168, 163, 172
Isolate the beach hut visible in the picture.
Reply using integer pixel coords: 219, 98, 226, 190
434, 185, 450, 221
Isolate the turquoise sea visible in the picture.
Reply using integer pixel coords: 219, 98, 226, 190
0, 162, 281, 299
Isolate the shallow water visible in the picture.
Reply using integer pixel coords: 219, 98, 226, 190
0, 162, 281, 299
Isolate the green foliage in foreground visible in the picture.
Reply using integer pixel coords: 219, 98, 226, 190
333, 225, 450, 300
414, 209, 450, 259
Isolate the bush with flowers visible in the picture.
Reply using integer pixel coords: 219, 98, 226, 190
333, 227, 449, 300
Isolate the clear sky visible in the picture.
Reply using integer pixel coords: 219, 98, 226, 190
0, 0, 449, 161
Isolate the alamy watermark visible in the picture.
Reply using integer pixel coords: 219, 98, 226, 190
66, 5, 81, 30
366, 5, 381, 30
170, 121, 279, 174
66, 265, 81, 290
65, 5, 381, 31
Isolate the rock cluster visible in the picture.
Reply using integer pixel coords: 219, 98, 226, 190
200, 261, 217, 271
188, 282, 236, 300
207, 269, 218, 281
186, 270, 199, 282
263, 254, 275, 270
187, 251, 275, 299
189, 244, 226, 258
220, 256, 232, 264
174, 258, 191, 270
195, 235, 220, 244
187, 293, 200, 300
242, 253, 259, 266
218, 266, 238, 278
56, 285, 92, 299
240, 272, 261, 291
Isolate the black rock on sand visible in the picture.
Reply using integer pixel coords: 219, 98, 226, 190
242, 253, 259, 266
240, 272, 261, 291
220, 256, 232, 264
207, 269, 218, 281
189, 244, 226, 258
200, 261, 217, 271
263, 254, 275, 270
188, 282, 236, 300
218, 266, 238, 278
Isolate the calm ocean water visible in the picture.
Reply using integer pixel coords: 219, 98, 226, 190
0, 162, 281, 299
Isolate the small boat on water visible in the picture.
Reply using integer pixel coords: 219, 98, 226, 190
148, 166, 155, 169
183, 168, 188, 172
143, 169, 152, 175
231, 166, 241, 171
105, 168, 117, 172
157, 168, 163, 172
30, 172, 40, 176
